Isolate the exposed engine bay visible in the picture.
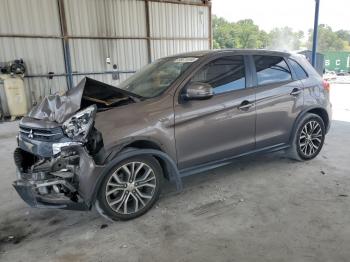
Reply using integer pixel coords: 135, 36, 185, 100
13, 77, 139, 209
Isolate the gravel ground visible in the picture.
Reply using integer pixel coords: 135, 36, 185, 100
0, 84, 349, 262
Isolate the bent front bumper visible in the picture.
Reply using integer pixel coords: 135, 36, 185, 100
13, 141, 106, 211
13, 179, 88, 210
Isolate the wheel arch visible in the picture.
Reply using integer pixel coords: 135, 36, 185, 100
87, 148, 182, 207
289, 106, 330, 144
307, 108, 329, 132
126, 140, 163, 151
105, 139, 172, 180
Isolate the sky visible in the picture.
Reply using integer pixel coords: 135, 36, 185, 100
212, 0, 349, 34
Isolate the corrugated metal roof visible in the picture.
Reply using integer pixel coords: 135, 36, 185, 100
64, 0, 147, 37
149, 0, 209, 5
151, 39, 209, 60
1, 0, 211, 114
0, 37, 66, 75
0, 0, 61, 35
69, 39, 148, 72
25, 77, 67, 105
149, 2, 209, 38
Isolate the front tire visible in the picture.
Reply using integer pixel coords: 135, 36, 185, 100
96, 156, 163, 221
288, 113, 325, 161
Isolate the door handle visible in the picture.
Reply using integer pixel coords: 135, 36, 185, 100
238, 100, 254, 111
290, 88, 302, 96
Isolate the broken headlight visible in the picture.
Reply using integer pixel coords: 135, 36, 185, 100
62, 105, 96, 140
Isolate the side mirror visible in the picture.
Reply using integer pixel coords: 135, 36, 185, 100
183, 82, 213, 100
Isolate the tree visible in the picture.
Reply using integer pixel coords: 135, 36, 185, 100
235, 19, 260, 48
212, 16, 267, 49
258, 30, 270, 49
268, 27, 304, 50
308, 25, 346, 52
336, 30, 350, 44
335, 30, 350, 51
212, 15, 238, 49
212, 15, 349, 52
212, 16, 302, 50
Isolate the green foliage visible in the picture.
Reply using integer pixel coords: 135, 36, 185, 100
235, 19, 260, 48
212, 16, 240, 48
335, 29, 350, 51
258, 30, 270, 49
336, 30, 350, 42
212, 15, 303, 50
268, 27, 304, 50
308, 25, 348, 52
212, 16, 268, 49
212, 15, 349, 52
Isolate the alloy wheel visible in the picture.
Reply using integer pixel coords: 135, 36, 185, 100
299, 120, 323, 157
105, 161, 157, 215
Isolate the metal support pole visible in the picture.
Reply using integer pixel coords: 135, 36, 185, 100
208, 2, 212, 49
58, 0, 73, 89
145, 0, 152, 63
312, 0, 320, 67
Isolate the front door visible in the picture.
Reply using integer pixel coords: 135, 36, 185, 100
174, 55, 256, 170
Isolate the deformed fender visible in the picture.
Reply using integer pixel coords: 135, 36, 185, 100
85, 148, 183, 207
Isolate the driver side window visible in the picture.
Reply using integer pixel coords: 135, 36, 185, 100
191, 56, 246, 95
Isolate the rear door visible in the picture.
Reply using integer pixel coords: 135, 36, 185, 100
252, 55, 304, 149
174, 55, 256, 169
287, 57, 315, 99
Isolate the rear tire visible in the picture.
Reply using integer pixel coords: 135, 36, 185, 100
288, 113, 325, 161
96, 155, 163, 221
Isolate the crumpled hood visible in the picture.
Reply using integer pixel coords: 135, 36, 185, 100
27, 77, 141, 124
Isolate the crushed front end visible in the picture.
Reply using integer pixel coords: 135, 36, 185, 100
13, 145, 87, 210
12, 77, 140, 211
13, 107, 101, 210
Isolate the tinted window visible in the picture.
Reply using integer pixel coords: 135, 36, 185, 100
289, 58, 308, 80
191, 56, 246, 94
254, 56, 292, 86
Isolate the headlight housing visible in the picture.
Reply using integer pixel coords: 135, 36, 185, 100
62, 105, 97, 140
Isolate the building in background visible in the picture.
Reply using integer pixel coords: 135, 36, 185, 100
0, 0, 211, 116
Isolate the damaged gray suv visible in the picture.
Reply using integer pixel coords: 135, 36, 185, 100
13, 50, 331, 220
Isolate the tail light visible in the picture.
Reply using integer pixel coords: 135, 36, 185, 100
323, 80, 330, 92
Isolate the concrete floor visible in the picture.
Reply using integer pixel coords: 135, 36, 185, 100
0, 84, 350, 262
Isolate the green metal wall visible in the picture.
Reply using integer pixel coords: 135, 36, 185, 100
324, 51, 350, 72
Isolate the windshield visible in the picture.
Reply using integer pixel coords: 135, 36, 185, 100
119, 57, 198, 98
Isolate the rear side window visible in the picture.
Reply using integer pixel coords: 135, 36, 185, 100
191, 56, 246, 94
288, 58, 308, 80
253, 56, 292, 86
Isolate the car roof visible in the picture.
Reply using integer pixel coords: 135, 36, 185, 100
167, 49, 292, 59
